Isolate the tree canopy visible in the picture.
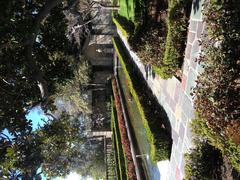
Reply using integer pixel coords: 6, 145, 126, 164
0, 0, 106, 178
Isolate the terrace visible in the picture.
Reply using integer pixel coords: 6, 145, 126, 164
111, 0, 240, 179
112, 36, 172, 179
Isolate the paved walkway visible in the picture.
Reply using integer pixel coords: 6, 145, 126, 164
115, 0, 205, 179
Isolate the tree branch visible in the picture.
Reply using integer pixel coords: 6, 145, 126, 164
68, 11, 99, 36
92, 1, 119, 10
0, 132, 13, 142
45, 113, 58, 121
24, 0, 68, 102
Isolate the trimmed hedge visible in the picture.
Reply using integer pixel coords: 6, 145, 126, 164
156, 0, 190, 79
112, 79, 137, 179
192, 0, 240, 172
113, 37, 172, 162
111, 100, 128, 180
113, 15, 135, 39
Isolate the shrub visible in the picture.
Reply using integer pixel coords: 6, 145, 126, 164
157, 0, 190, 79
112, 79, 137, 179
115, 0, 190, 79
185, 137, 223, 180
191, 115, 240, 172
193, 0, 240, 171
113, 0, 192, 78
130, 21, 166, 68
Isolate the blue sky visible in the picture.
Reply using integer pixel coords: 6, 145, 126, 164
2, 106, 91, 179
26, 106, 48, 130
2, 106, 48, 139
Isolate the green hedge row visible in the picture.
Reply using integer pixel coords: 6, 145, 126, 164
112, 79, 137, 179
111, 104, 120, 180
111, 99, 128, 180
155, 0, 190, 79
112, 15, 135, 39
113, 37, 171, 162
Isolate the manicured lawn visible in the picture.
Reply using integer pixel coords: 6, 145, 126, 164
118, 0, 135, 22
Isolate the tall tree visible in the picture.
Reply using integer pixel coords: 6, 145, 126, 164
38, 113, 86, 177
53, 57, 90, 115
0, 0, 86, 178
0, 0, 115, 178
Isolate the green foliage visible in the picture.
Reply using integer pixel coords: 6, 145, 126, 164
38, 113, 83, 177
113, 0, 190, 79
76, 140, 106, 179
111, 100, 128, 180
52, 59, 90, 115
0, 0, 93, 178
158, 0, 189, 79
113, 15, 135, 39
190, 116, 240, 172
118, 0, 136, 22
0, 1, 75, 135
113, 37, 171, 162
193, 0, 240, 172
112, 79, 136, 179
0, 133, 43, 178
130, 21, 166, 68
185, 137, 223, 180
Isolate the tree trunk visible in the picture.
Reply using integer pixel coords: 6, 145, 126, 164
24, 0, 67, 102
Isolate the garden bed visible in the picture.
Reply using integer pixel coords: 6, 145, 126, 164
113, 36, 172, 162
112, 79, 137, 179
111, 100, 128, 180
192, 0, 240, 173
113, 0, 192, 79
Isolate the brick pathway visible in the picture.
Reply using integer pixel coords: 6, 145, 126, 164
115, 0, 205, 179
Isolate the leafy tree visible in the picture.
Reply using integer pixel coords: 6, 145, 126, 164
0, 0, 75, 136
75, 139, 106, 179
0, 0, 86, 178
38, 113, 86, 177
52, 58, 90, 115
0, 0, 114, 178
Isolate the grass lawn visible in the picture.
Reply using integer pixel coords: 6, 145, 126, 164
118, 0, 135, 22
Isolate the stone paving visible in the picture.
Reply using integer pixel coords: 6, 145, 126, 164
115, 0, 205, 179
